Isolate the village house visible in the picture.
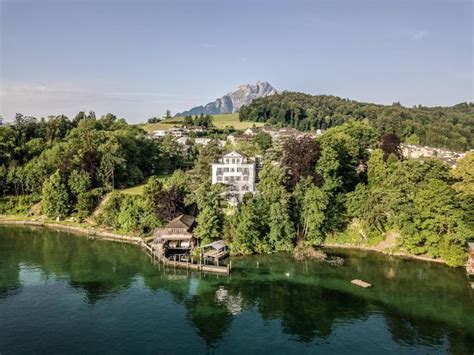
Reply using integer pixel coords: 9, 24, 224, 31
401, 144, 466, 167
168, 127, 189, 137
152, 127, 189, 139
243, 127, 260, 137
152, 214, 196, 261
186, 126, 208, 134
176, 137, 226, 151
152, 130, 167, 138
244, 126, 323, 143
226, 133, 252, 145
176, 136, 226, 159
194, 137, 225, 147
211, 151, 258, 205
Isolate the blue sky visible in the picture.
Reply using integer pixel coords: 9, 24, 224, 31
1, 0, 472, 122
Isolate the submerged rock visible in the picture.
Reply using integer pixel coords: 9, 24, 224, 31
326, 256, 345, 266
292, 243, 327, 261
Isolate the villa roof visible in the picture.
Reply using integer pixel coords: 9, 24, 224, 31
222, 150, 248, 158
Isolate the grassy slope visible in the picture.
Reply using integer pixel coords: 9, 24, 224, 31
140, 113, 264, 132
118, 174, 172, 196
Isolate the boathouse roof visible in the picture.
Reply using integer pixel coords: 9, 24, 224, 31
166, 214, 195, 229
202, 240, 226, 250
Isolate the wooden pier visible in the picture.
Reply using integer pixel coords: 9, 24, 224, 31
140, 240, 230, 275
351, 279, 372, 288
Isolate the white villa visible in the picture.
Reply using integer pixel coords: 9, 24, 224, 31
211, 151, 258, 205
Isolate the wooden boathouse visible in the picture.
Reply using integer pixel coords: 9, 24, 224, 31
152, 214, 196, 262
201, 240, 229, 266
143, 214, 230, 274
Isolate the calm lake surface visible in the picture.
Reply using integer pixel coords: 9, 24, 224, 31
1, 226, 473, 354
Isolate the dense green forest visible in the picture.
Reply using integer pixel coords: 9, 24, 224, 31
239, 92, 474, 151
0, 113, 472, 266
0, 112, 182, 220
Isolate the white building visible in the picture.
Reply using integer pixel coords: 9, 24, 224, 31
152, 130, 167, 138
168, 127, 188, 137
211, 151, 258, 204
176, 137, 226, 148
401, 143, 466, 167
152, 127, 189, 139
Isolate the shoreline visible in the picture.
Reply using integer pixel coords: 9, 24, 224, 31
323, 243, 446, 265
0, 217, 449, 267
0, 218, 142, 245
0, 217, 231, 275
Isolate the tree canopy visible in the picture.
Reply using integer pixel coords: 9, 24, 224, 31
239, 92, 473, 151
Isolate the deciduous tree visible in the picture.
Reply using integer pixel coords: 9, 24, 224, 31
41, 170, 70, 218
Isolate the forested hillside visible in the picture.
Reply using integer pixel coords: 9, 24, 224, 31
0, 112, 181, 220
239, 92, 473, 151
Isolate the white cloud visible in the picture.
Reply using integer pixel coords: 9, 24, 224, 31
0, 82, 209, 122
409, 30, 429, 41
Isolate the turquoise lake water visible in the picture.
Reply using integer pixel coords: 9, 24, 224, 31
0, 226, 473, 354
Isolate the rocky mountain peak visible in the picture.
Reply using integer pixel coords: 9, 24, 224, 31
175, 81, 277, 117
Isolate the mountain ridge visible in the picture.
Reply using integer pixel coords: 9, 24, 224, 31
175, 81, 277, 117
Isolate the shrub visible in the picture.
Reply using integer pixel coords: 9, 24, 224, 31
76, 189, 103, 221
95, 192, 124, 229
0, 195, 41, 215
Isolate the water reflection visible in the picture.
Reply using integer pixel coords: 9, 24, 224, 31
0, 226, 473, 352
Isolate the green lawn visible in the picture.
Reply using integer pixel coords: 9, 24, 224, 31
140, 113, 263, 132
119, 184, 146, 195
119, 174, 172, 195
